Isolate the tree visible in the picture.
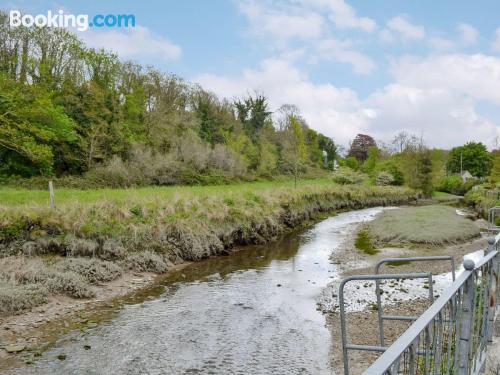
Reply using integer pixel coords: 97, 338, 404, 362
282, 116, 307, 187
446, 142, 492, 178
490, 150, 500, 184
348, 134, 376, 162
234, 93, 272, 139
414, 149, 433, 197
0, 76, 77, 175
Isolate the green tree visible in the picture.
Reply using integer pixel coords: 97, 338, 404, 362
490, 150, 500, 183
0, 76, 77, 175
282, 116, 307, 187
446, 142, 492, 178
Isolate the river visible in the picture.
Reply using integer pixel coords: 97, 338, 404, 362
9, 207, 386, 375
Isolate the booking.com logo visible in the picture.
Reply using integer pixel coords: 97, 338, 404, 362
9, 10, 136, 31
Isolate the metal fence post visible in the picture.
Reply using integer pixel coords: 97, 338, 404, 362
457, 259, 476, 375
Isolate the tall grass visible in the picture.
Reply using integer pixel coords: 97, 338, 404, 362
0, 180, 418, 315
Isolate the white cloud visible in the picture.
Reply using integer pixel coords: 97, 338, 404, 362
367, 84, 498, 148
458, 23, 479, 45
80, 26, 181, 61
238, 1, 324, 41
386, 15, 425, 41
193, 59, 371, 144
429, 37, 456, 51
491, 27, 500, 52
315, 38, 376, 74
306, 0, 376, 32
194, 54, 500, 149
392, 54, 500, 104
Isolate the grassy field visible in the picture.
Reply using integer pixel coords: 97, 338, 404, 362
364, 205, 480, 246
0, 178, 418, 315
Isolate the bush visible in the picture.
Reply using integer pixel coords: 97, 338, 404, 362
45, 271, 95, 298
332, 167, 368, 185
437, 175, 465, 195
0, 282, 48, 314
124, 251, 169, 273
55, 258, 122, 284
376, 171, 395, 186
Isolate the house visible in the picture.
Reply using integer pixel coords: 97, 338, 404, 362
460, 170, 473, 182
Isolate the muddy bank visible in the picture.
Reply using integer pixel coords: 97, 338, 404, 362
1, 207, 391, 374
0, 187, 417, 318
324, 217, 489, 374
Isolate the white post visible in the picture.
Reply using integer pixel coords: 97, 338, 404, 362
49, 180, 55, 209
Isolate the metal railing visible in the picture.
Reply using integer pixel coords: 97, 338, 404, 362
374, 256, 456, 347
361, 235, 500, 375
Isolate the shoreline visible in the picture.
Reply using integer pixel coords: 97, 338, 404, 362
325, 218, 489, 375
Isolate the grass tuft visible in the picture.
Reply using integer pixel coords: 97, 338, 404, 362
354, 229, 378, 255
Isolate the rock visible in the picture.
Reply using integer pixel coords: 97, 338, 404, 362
5, 344, 26, 353
84, 345, 91, 350
57, 353, 66, 361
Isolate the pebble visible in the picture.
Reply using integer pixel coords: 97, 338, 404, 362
4, 344, 26, 353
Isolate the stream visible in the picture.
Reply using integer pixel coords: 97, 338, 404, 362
8, 207, 390, 375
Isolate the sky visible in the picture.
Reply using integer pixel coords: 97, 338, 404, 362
4, 0, 500, 149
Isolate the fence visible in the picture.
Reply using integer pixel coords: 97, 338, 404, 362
339, 234, 500, 375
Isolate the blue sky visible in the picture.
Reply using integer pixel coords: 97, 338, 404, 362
4, 0, 500, 148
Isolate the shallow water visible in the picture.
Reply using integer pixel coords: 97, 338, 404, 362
9, 207, 386, 375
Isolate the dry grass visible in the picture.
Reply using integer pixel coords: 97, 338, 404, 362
366, 205, 480, 246
0, 181, 418, 315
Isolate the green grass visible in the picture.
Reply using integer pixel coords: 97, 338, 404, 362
0, 179, 418, 315
0, 178, 333, 206
367, 205, 480, 246
354, 229, 379, 255
432, 191, 462, 201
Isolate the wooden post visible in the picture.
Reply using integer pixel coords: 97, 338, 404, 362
49, 180, 55, 209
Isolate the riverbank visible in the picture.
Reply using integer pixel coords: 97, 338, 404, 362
0, 181, 417, 367
325, 206, 488, 374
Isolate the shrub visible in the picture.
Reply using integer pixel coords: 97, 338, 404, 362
124, 251, 169, 273
0, 282, 48, 314
354, 229, 378, 255
55, 258, 122, 284
437, 175, 465, 195
65, 236, 99, 257
332, 167, 368, 185
45, 271, 95, 298
100, 239, 126, 260
376, 171, 395, 186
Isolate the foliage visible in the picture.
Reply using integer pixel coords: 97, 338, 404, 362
343, 156, 359, 170
0, 15, 335, 182
348, 134, 377, 162
354, 229, 378, 255
331, 167, 368, 185
446, 142, 492, 178
376, 171, 395, 186
490, 150, 500, 183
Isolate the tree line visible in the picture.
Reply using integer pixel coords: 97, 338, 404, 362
0, 13, 336, 185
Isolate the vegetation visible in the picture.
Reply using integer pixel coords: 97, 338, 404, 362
365, 206, 480, 246
446, 142, 493, 178
0, 180, 417, 315
354, 229, 378, 255
0, 13, 336, 185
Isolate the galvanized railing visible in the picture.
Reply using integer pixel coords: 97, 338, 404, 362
360, 235, 500, 375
